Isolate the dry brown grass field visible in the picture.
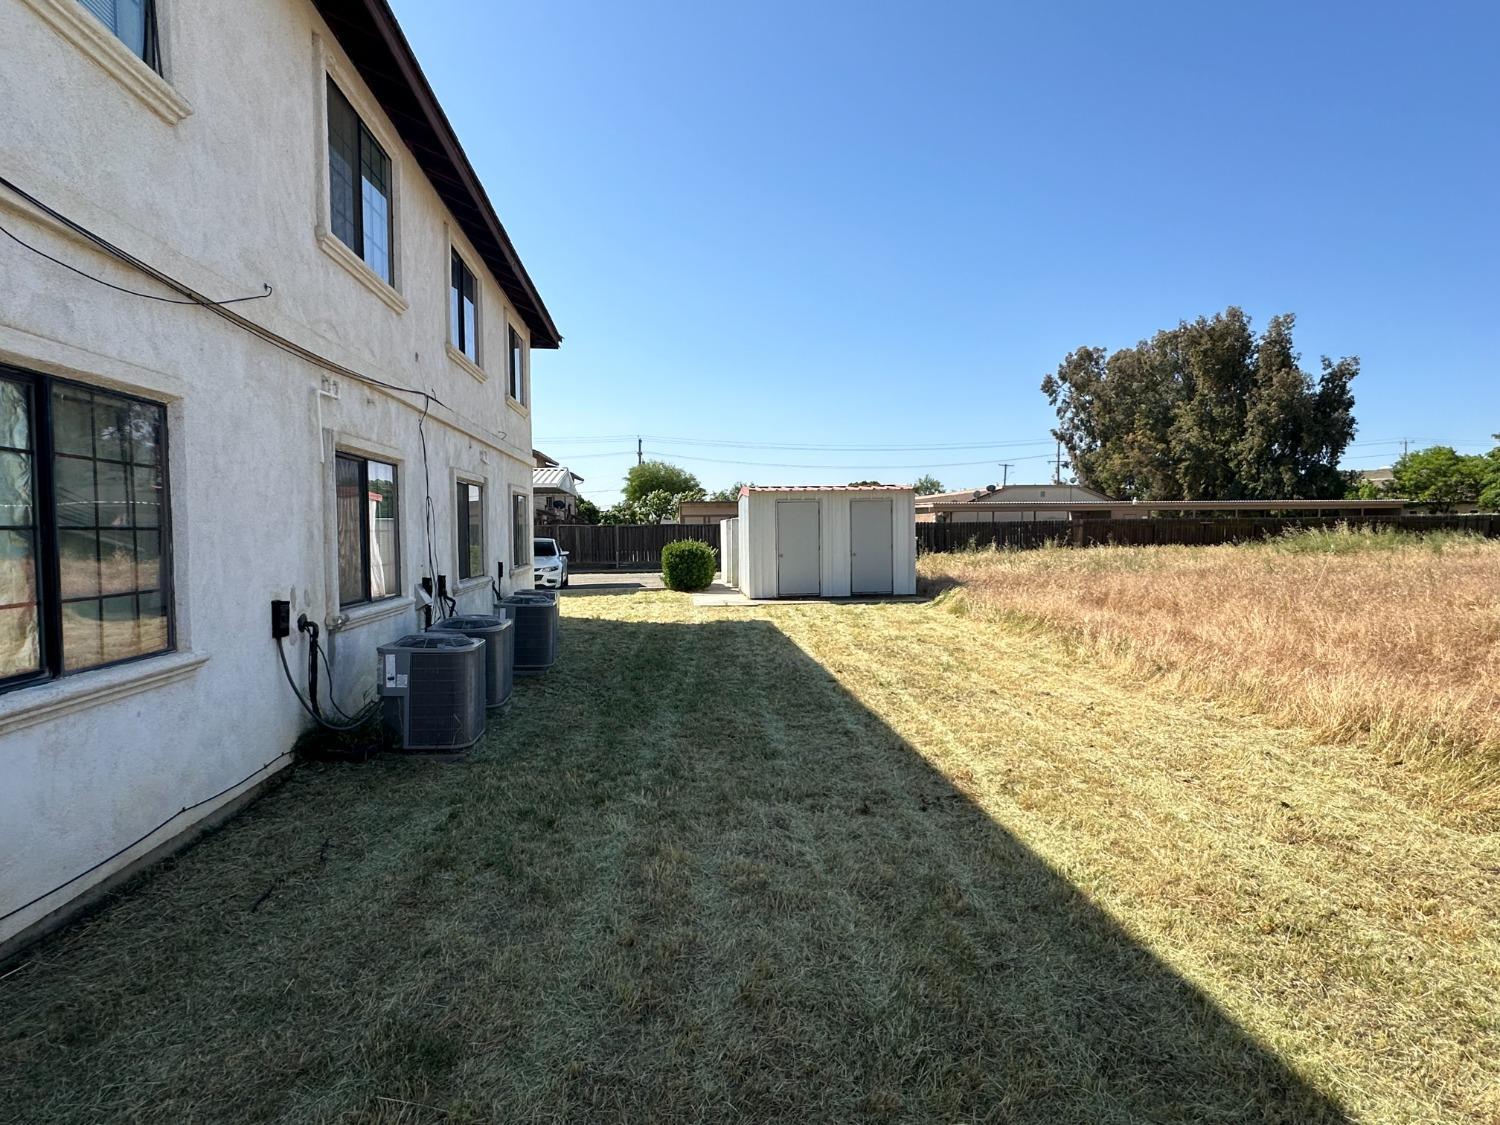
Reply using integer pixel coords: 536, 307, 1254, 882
921, 526, 1500, 822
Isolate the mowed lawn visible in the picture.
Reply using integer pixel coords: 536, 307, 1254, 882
3, 580, 1497, 1123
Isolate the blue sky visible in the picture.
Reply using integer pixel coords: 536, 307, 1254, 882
395, 0, 1499, 506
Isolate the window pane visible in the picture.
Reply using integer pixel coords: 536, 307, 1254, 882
450, 255, 463, 351
367, 461, 398, 598
114, 0, 146, 57
512, 494, 528, 566
128, 401, 160, 465
136, 529, 161, 591
92, 393, 129, 463
56, 457, 95, 528
0, 450, 33, 527
360, 131, 392, 283
52, 385, 94, 457
0, 604, 40, 679
99, 529, 136, 595
466, 485, 482, 579
61, 599, 103, 672
0, 529, 37, 606
59, 529, 100, 598
336, 455, 364, 604
462, 291, 477, 361
94, 593, 141, 665
132, 464, 162, 528
139, 589, 168, 653
327, 80, 360, 253
0, 381, 28, 450
97, 462, 128, 528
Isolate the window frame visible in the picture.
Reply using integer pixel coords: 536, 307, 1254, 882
0, 364, 175, 696
77, 0, 161, 72
450, 249, 479, 364
336, 452, 401, 608
511, 489, 530, 568
326, 76, 396, 287
507, 325, 527, 406
456, 479, 483, 581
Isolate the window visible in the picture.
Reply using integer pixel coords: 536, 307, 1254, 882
511, 491, 529, 568
336, 454, 399, 606
327, 78, 394, 285
77, 0, 159, 70
0, 366, 172, 690
450, 251, 478, 362
456, 481, 482, 580
508, 326, 526, 405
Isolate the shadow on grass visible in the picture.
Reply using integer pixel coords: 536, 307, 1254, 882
0, 611, 1350, 1124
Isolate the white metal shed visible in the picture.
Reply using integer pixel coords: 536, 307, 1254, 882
731, 485, 917, 599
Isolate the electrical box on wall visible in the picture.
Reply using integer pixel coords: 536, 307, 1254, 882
270, 599, 291, 639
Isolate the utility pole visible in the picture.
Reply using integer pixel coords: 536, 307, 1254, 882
637, 436, 643, 466
998, 462, 1013, 487
1053, 441, 1068, 484
1401, 438, 1409, 458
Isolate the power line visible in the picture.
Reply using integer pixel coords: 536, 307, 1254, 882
645, 450, 1057, 471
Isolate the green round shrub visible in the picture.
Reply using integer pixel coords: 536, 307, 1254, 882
661, 539, 717, 591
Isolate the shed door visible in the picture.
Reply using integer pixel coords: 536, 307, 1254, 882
775, 501, 820, 596
850, 498, 893, 595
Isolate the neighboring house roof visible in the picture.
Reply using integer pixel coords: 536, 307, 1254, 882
533, 466, 583, 494
1359, 468, 1395, 483
532, 449, 559, 468
924, 483, 1116, 504
740, 484, 911, 495
312, 0, 561, 348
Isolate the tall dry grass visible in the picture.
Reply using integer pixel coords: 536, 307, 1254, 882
920, 527, 1500, 817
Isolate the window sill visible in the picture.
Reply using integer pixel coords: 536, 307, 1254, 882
0, 651, 208, 738
446, 344, 486, 383
506, 395, 530, 418
331, 595, 415, 633
456, 576, 491, 593
317, 231, 408, 314
18, 0, 192, 125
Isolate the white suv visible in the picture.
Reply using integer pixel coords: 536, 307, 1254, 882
533, 538, 569, 588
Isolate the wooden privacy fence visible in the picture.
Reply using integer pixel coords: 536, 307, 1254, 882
548, 523, 721, 570
916, 513, 1500, 554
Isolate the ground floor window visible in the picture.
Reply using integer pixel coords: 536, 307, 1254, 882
336, 453, 399, 605
511, 490, 529, 568
0, 365, 172, 690
457, 480, 482, 579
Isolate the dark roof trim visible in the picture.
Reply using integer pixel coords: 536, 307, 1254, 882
312, 0, 561, 348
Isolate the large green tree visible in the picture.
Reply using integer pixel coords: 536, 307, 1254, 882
912, 474, 945, 496
1041, 308, 1358, 501
623, 461, 704, 504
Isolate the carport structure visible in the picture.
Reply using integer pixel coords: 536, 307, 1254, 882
723, 485, 917, 599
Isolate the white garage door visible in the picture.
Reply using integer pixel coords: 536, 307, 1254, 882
850, 498, 893, 595
776, 501, 820, 596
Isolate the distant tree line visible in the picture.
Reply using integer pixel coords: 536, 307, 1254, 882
1352, 440, 1500, 510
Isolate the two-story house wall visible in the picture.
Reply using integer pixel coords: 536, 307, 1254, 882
0, 0, 561, 955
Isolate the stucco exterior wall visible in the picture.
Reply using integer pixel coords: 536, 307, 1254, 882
0, 0, 546, 948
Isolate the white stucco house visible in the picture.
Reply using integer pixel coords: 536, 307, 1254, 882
0, 0, 561, 956
914, 483, 1116, 522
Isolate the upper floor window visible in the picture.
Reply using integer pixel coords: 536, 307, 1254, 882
508, 326, 526, 406
1, 366, 172, 691
450, 251, 477, 362
327, 78, 394, 286
77, 0, 159, 70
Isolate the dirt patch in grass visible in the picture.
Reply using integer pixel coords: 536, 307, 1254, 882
2, 586, 1496, 1123
920, 527, 1500, 819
